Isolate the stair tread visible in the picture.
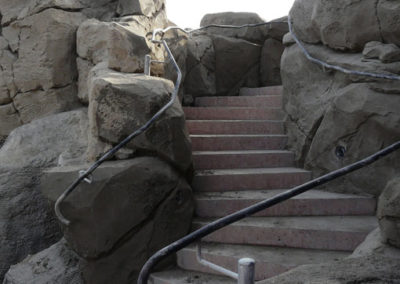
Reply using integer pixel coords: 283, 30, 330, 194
184, 106, 283, 110
194, 216, 378, 233
197, 95, 282, 100
150, 268, 235, 284
193, 150, 292, 155
187, 119, 283, 122
190, 134, 287, 138
195, 167, 310, 176
195, 189, 374, 200
181, 243, 350, 265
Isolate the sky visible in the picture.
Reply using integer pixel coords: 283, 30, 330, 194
166, 0, 296, 28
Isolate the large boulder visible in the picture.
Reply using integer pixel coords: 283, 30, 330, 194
212, 35, 261, 96
3, 239, 83, 284
378, 178, 400, 248
87, 66, 192, 172
260, 38, 284, 86
290, 0, 400, 51
41, 157, 194, 283
117, 0, 165, 17
0, 104, 22, 139
281, 40, 400, 196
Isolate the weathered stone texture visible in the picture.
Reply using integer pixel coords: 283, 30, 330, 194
260, 38, 284, 86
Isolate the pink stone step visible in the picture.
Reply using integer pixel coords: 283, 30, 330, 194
190, 135, 288, 151
150, 269, 235, 284
239, 86, 283, 96
187, 120, 284, 135
195, 95, 282, 108
177, 243, 349, 281
195, 190, 377, 217
193, 216, 378, 251
184, 107, 284, 120
192, 168, 311, 192
193, 150, 294, 170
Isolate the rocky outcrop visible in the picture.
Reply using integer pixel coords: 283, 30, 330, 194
41, 157, 193, 283
0, 110, 89, 280
3, 239, 83, 284
378, 178, 400, 248
282, 1, 400, 196
290, 0, 400, 51
260, 38, 285, 86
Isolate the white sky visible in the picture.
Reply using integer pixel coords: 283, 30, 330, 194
166, 0, 296, 28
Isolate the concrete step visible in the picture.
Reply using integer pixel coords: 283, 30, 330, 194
177, 243, 349, 281
193, 150, 295, 170
187, 120, 284, 135
195, 95, 282, 108
150, 268, 235, 284
192, 168, 311, 192
195, 190, 377, 217
184, 107, 284, 120
239, 86, 283, 96
193, 216, 378, 251
190, 135, 288, 151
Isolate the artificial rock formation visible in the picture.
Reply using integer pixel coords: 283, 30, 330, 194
282, 0, 400, 197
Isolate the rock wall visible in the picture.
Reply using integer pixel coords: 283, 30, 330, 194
0, 0, 194, 283
282, 0, 400, 197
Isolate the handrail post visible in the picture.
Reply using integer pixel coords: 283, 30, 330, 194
144, 54, 151, 75
238, 258, 255, 284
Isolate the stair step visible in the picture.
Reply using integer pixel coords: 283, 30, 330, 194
195, 190, 376, 217
192, 168, 311, 192
187, 120, 284, 135
193, 216, 377, 251
195, 95, 282, 108
193, 150, 294, 170
184, 107, 284, 120
150, 269, 235, 284
190, 135, 288, 151
239, 86, 283, 96
177, 243, 349, 280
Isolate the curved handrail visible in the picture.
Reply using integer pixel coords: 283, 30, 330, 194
137, 141, 400, 283
54, 37, 182, 225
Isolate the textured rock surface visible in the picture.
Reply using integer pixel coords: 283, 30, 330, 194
0, 104, 22, 139
41, 157, 194, 283
87, 66, 192, 172
213, 35, 261, 96
378, 178, 400, 248
363, 41, 400, 63
3, 239, 83, 284
290, 0, 400, 51
281, 41, 400, 196
260, 38, 284, 86
117, 0, 165, 17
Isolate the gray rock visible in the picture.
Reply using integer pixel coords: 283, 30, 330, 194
0, 109, 89, 169
77, 58, 94, 104
9, 9, 86, 93
117, 0, 165, 17
13, 84, 81, 124
212, 35, 261, 96
378, 0, 400, 47
378, 178, 400, 248
282, 32, 296, 47
290, 0, 383, 51
3, 239, 83, 284
200, 12, 268, 44
260, 38, 284, 86
0, 38, 17, 102
281, 43, 400, 196
363, 41, 400, 63
185, 35, 216, 96
87, 66, 192, 172
41, 157, 194, 283
0, 104, 22, 138
77, 19, 111, 65
0, 168, 62, 281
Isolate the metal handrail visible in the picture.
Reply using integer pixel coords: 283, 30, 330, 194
54, 33, 182, 225
137, 141, 400, 283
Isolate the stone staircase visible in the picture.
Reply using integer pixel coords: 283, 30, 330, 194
150, 86, 378, 283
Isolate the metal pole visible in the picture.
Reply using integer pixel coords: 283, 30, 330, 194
144, 54, 151, 75
238, 258, 255, 284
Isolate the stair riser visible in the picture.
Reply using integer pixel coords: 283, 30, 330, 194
191, 136, 288, 151
184, 108, 284, 120
193, 223, 368, 251
195, 198, 376, 217
196, 96, 282, 108
187, 121, 284, 135
192, 172, 311, 192
177, 250, 293, 281
193, 152, 295, 170
239, 86, 283, 96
